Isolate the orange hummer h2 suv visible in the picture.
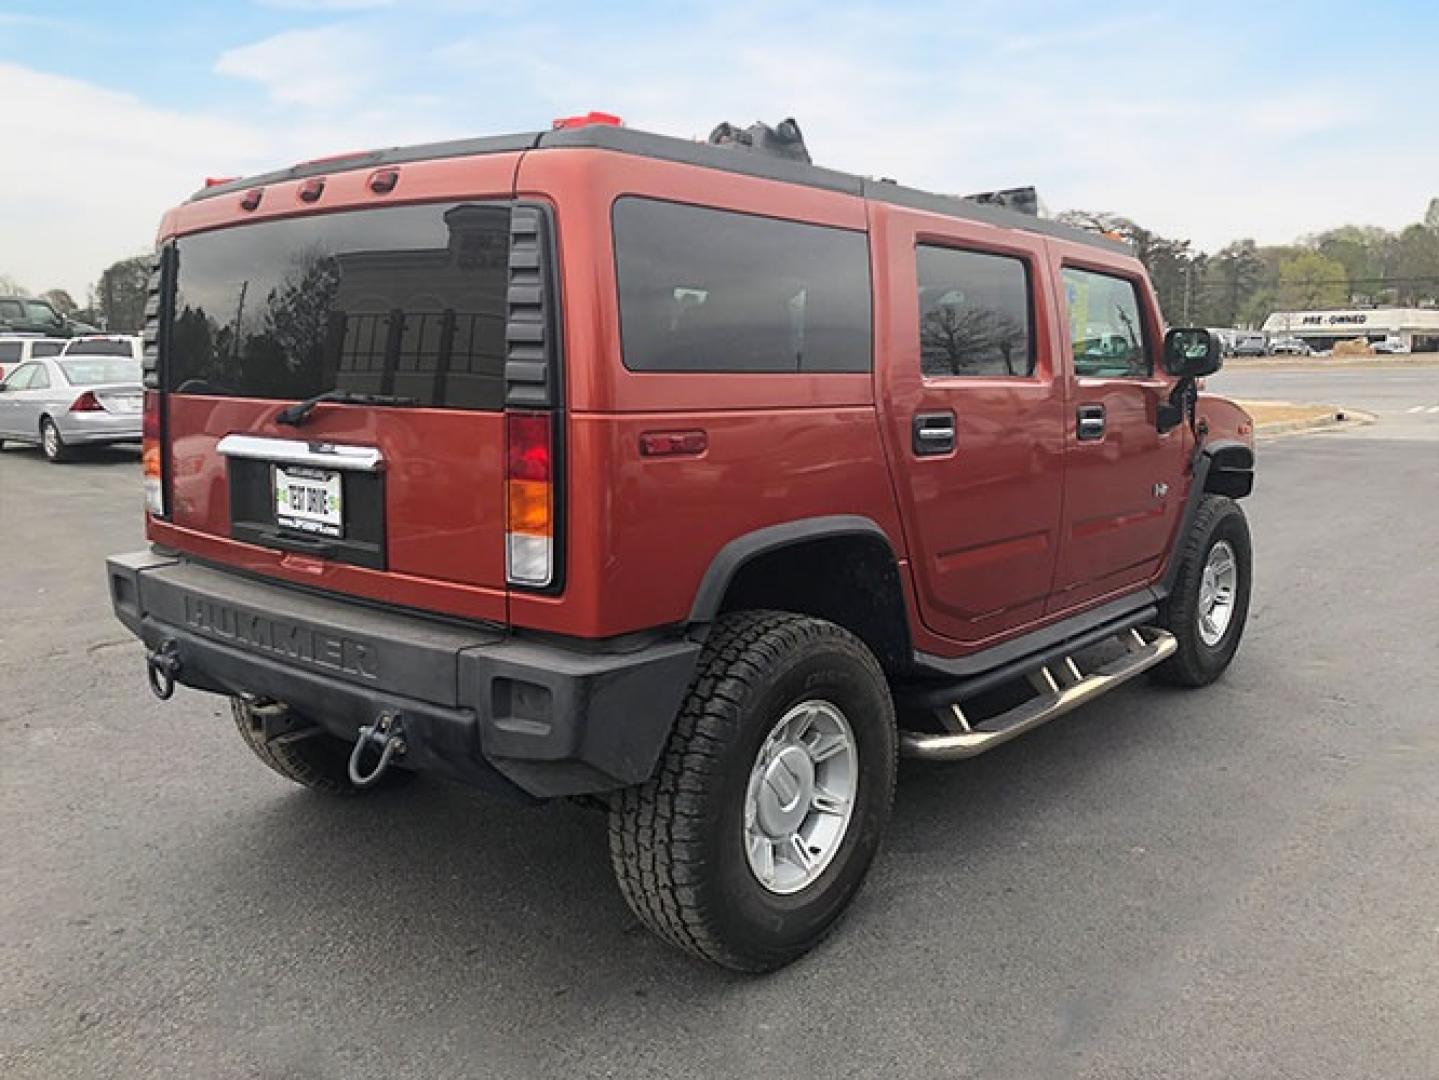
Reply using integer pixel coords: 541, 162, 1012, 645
108, 116, 1256, 971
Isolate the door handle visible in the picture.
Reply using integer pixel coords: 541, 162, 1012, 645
1077, 404, 1106, 441
912, 411, 956, 456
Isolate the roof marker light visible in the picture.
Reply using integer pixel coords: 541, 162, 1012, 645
204, 176, 238, 188
240, 188, 264, 211
298, 177, 326, 203
551, 111, 623, 130
369, 168, 399, 194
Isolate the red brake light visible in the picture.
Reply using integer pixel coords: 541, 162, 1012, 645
551, 111, 623, 130
506, 411, 554, 587
204, 176, 238, 188
142, 390, 164, 517
70, 391, 103, 413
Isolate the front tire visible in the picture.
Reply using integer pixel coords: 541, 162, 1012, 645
40, 417, 69, 463
1154, 495, 1252, 687
608, 611, 897, 972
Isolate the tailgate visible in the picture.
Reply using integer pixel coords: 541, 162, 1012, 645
157, 196, 522, 622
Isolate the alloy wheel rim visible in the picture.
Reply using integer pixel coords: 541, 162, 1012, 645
1197, 539, 1238, 647
42, 423, 57, 457
743, 699, 858, 895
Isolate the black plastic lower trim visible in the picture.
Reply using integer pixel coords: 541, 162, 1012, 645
107, 551, 702, 799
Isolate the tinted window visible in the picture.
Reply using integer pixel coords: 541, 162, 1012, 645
1062, 268, 1150, 377
60, 359, 141, 386
28, 364, 51, 390
32, 341, 64, 358
64, 338, 133, 357
916, 245, 1034, 377
170, 202, 511, 409
23, 301, 60, 324
0, 342, 20, 363
0, 300, 22, 320
613, 197, 871, 373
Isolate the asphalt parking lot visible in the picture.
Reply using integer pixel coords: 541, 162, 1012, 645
3, 363, 1439, 1080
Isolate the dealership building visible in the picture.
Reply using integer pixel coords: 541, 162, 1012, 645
1261, 307, 1439, 352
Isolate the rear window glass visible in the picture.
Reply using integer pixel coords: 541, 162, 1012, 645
169, 202, 511, 409
613, 197, 871, 373
65, 338, 133, 357
916, 245, 1034, 377
60, 359, 141, 386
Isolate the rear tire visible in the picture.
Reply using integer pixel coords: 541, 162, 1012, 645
608, 611, 897, 972
230, 697, 412, 795
40, 417, 68, 463
1154, 495, 1252, 687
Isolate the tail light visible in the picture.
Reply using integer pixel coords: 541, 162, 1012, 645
506, 411, 553, 587
142, 390, 164, 517
69, 391, 103, 412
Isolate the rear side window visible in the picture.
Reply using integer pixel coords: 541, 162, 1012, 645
0, 300, 22, 321
28, 364, 51, 390
0, 342, 19, 364
613, 197, 871, 373
169, 202, 512, 409
916, 245, 1034, 377
1062, 267, 1151, 377
2, 362, 35, 389
32, 341, 64, 358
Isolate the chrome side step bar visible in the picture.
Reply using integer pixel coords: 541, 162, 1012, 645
899, 627, 1177, 761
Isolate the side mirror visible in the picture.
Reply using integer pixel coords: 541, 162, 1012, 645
1163, 327, 1222, 377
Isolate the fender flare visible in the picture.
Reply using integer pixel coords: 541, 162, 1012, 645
687, 514, 899, 624
1158, 440, 1255, 597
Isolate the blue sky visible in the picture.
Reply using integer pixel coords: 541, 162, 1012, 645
4, 0, 1438, 297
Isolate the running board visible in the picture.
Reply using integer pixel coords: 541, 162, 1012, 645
899, 627, 1177, 761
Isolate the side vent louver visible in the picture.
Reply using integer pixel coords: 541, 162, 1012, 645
504, 205, 557, 408
142, 245, 175, 391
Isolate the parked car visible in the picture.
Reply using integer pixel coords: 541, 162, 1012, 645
60, 334, 143, 362
1231, 333, 1268, 356
1371, 337, 1410, 354
0, 335, 67, 379
106, 115, 1256, 972
0, 349, 143, 461
1268, 336, 1313, 356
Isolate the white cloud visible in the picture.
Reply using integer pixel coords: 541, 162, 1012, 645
216, 24, 381, 109
0, 64, 272, 297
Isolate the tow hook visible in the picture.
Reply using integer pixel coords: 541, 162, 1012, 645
146, 639, 182, 701
348, 712, 408, 788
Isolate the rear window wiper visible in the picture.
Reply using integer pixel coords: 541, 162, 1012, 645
275, 388, 419, 427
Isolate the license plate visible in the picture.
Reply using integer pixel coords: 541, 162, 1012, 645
275, 466, 342, 537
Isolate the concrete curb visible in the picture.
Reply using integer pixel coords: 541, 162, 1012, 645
1251, 408, 1377, 438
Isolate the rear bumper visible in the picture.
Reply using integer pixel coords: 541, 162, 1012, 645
106, 550, 701, 799
56, 411, 141, 443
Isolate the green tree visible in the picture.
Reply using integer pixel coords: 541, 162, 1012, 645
1391, 223, 1439, 305
94, 255, 151, 333
1196, 239, 1265, 327
1276, 250, 1348, 309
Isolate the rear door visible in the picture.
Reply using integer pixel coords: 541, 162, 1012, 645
12, 361, 53, 436
0, 360, 35, 434
873, 203, 1066, 646
1046, 251, 1186, 611
157, 175, 529, 624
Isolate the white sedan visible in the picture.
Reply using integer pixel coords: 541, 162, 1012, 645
0, 337, 143, 461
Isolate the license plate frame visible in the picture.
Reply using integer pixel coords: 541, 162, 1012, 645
274, 465, 343, 538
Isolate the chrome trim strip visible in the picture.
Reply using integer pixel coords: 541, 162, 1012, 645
216, 434, 384, 472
